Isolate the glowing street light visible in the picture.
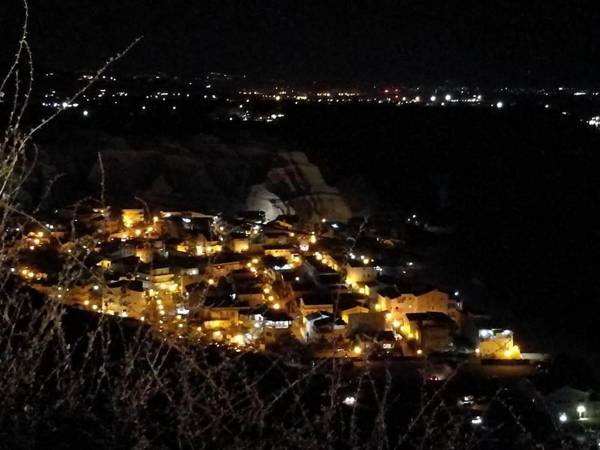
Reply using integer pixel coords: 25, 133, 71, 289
342, 396, 356, 406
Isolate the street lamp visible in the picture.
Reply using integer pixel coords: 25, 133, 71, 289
577, 404, 586, 419
343, 396, 356, 406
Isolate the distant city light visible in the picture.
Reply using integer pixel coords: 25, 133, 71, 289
471, 416, 483, 425
559, 412, 568, 423
587, 116, 600, 127
342, 396, 356, 406
444, 94, 452, 101
430, 95, 437, 102
496, 101, 504, 109
82, 110, 89, 117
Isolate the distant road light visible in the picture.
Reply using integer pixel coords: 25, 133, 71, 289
342, 396, 356, 406
430, 95, 437, 102
444, 94, 452, 101
82, 110, 89, 117
496, 101, 504, 109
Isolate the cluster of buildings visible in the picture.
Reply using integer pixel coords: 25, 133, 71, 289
10, 204, 523, 360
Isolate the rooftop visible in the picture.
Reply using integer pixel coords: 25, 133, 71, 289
406, 312, 455, 325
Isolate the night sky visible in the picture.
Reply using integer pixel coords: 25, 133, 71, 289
1, 0, 600, 86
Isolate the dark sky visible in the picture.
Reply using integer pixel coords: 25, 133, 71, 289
1, 0, 600, 86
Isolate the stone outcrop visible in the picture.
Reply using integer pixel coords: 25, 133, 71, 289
247, 152, 352, 223
31, 133, 352, 222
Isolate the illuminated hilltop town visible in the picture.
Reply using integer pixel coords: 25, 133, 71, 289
10, 204, 523, 362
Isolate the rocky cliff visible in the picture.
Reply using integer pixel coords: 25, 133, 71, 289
246, 152, 352, 222
30, 133, 352, 222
